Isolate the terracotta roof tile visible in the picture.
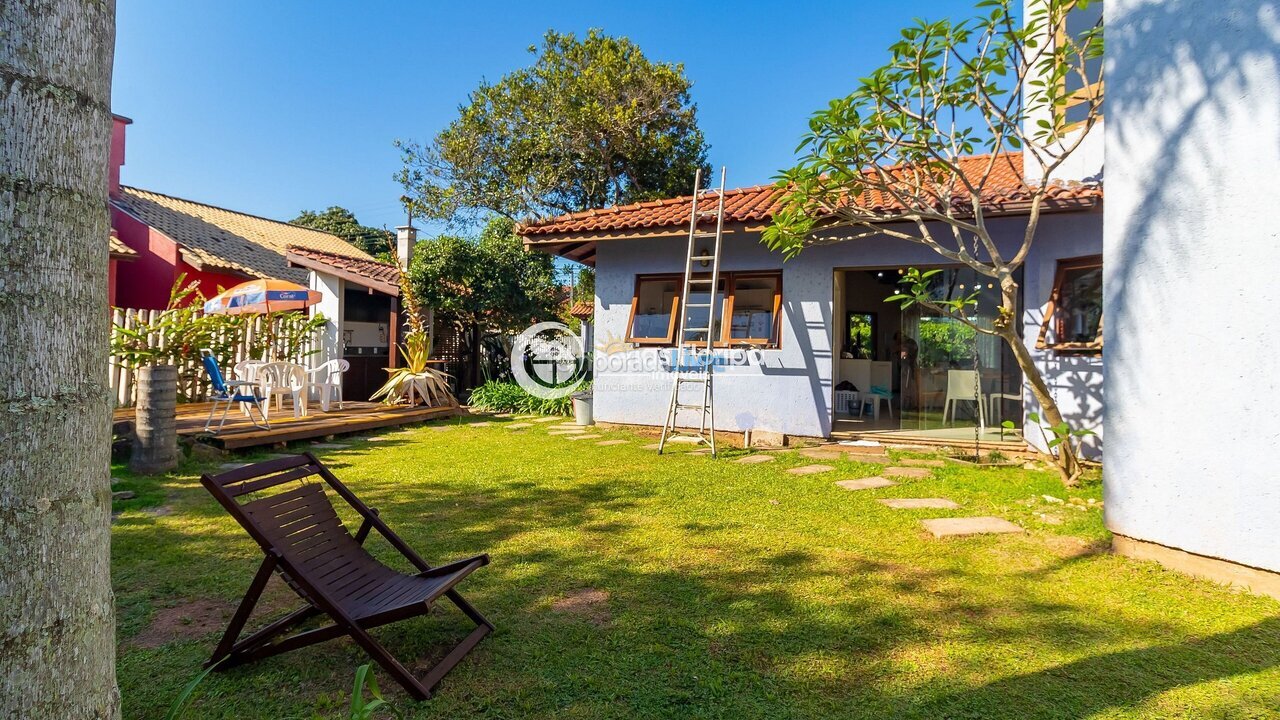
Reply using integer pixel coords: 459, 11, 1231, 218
285, 246, 401, 295
112, 186, 375, 282
108, 229, 137, 258
567, 300, 593, 319
518, 153, 1101, 239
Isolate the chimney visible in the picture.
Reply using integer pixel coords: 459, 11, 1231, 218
109, 114, 132, 198
395, 224, 417, 269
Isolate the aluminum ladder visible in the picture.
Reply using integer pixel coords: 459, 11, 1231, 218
658, 167, 727, 457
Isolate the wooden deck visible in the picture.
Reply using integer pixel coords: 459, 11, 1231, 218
114, 401, 461, 450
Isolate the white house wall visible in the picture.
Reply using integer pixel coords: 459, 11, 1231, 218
1104, 0, 1280, 573
593, 211, 1103, 449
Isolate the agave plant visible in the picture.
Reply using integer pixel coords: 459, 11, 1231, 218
372, 231, 457, 407
370, 332, 454, 407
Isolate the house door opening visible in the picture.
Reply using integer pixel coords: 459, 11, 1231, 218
833, 267, 1022, 442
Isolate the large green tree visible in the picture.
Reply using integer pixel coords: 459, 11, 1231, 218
764, 0, 1102, 485
1, 0, 120, 716
397, 29, 710, 223
290, 206, 393, 257
408, 217, 560, 334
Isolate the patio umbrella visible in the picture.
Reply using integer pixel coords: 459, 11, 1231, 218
203, 279, 321, 316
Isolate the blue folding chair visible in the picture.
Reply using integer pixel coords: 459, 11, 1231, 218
200, 349, 270, 432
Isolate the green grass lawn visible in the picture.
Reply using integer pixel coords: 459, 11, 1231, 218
112, 417, 1280, 719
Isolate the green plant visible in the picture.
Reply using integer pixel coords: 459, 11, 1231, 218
467, 380, 581, 416
372, 235, 457, 408
1004, 411, 1094, 465
346, 664, 399, 720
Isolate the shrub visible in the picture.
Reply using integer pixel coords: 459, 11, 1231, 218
467, 380, 586, 416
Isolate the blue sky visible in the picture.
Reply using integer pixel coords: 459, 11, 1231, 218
113, 1, 985, 236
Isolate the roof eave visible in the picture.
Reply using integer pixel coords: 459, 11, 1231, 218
285, 251, 400, 297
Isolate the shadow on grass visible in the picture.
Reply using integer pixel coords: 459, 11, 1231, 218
114, 442, 1280, 719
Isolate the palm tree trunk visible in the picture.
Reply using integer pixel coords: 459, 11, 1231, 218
0, 1, 120, 717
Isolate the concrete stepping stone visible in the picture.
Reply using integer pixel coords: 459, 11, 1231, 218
549, 429, 586, 435
506, 423, 533, 429
799, 447, 846, 460
884, 466, 932, 479
566, 434, 602, 441
554, 423, 583, 429
309, 442, 350, 449
596, 440, 628, 446
922, 516, 1023, 538
217, 462, 250, 471
835, 477, 897, 490
533, 417, 562, 423
430, 425, 452, 431
468, 421, 492, 427
642, 443, 663, 450
737, 454, 776, 464
366, 436, 391, 442
898, 458, 946, 468
111, 490, 136, 501
879, 497, 959, 509
788, 464, 835, 475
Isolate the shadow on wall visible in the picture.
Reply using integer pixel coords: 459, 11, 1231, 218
1105, 0, 1280, 411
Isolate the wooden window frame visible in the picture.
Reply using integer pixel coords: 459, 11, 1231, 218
1037, 254, 1103, 353
625, 274, 682, 345
1056, 0, 1104, 133
624, 271, 784, 349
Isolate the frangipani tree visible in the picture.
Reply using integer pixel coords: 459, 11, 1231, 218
763, 0, 1103, 485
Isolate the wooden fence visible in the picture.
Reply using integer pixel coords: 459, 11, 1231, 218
109, 307, 323, 407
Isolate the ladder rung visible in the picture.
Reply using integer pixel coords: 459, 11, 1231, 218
693, 232, 718, 238
685, 302, 711, 308
687, 278, 714, 284
697, 210, 718, 217
676, 377, 707, 384
675, 403, 707, 410
689, 255, 716, 261
684, 327, 710, 332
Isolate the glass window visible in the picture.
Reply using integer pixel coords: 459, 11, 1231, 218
1039, 256, 1103, 350
845, 312, 876, 359
628, 277, 679, 342
682, 278, 726, 346
727, 275, 780, 345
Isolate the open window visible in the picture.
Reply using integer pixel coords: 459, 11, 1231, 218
625, 271, 783, 348
1038, 255, 1103, 352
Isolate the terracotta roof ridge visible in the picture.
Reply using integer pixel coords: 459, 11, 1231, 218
119, 185, 343, 240
524, 182, 783, 229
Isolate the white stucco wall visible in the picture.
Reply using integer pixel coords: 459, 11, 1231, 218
309, 269, 343, 369
1103, 0, 1280, 572
593, 211, 1103, 447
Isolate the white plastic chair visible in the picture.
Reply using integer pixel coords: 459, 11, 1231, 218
943, 370, 986, 430
306, 359, 349, 412
256, 362, 308, 420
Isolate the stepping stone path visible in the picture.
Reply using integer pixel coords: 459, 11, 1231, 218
898, 458, 946, 468
468, 421, 492, 427
922, 516, 1022, 538
883, 467, 932, 479
555, 423, 583, 429
430, 425, 452, 431
596, 440, 628, 446
566, 434, 603, 441
549, 429, 586, 435
366, 436, 391, 442
533, 417, 562, 423
111, 490, 136, 501
879, 497, 959, 509
799, 447, 846, 460
835, 477, 897, 490
506, 423, 533, 429
309, 443, 350, 449
218, 462, 250, 471
642, 443, 663, 450
788, 464, 835, 476
736, 454, 776, 464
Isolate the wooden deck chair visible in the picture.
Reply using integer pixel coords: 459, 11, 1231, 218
200, 453, 493, 700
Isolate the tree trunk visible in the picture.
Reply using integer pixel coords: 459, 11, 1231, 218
998, 278, 1081, 486
0, 1, 120, 717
